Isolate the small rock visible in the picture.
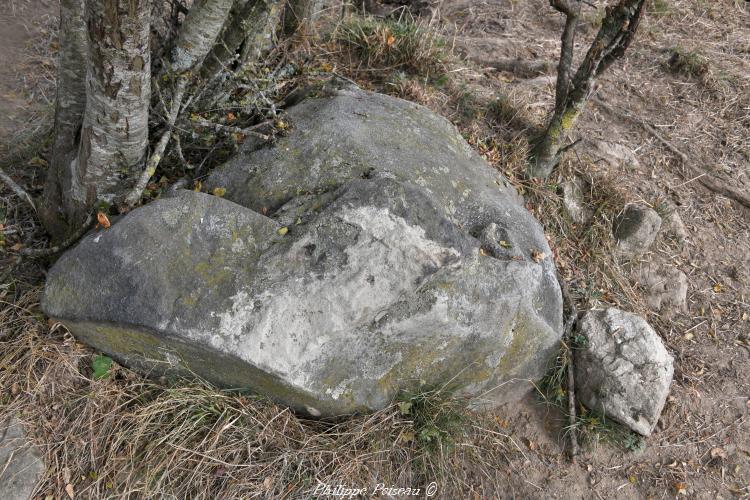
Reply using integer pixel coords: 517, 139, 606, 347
575, 308, 674, 436
637, 263, 688, 316
661, 209, 688, 244
584, 139, 640, 169
0, 417, 44, 500
560, 177, 593, 225
613, 204, 662, 257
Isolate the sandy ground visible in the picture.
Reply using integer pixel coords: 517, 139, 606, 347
439, 0, 750, 497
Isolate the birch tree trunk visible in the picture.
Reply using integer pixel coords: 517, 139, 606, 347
40, 0, 88, 240
41, 0, 152, 237
41, 0, 285, 238
201, 0, 283, 79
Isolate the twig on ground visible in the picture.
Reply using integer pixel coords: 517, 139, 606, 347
20, 213, 95, 258
593, 96, 750, 209
0, 166, 37, 212
557, 270, 580, 461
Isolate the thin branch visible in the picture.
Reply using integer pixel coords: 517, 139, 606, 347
0, 166, 37, 212
557, 270, 580, 461
122, 77, 188, 208
550, 0, 581, 108
20, 212, 95, 258
191, 116, 272, 140
593, 97, 750, 209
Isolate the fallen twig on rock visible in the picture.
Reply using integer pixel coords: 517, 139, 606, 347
191, 116, 272, 140
593, 96, 750, 209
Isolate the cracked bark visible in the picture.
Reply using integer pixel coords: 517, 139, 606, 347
41, 0, 152, 238
528, 0, 646, 179
201, 0, 284, 80
40, 0, 88, 239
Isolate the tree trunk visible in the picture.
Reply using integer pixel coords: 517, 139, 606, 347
170, 0, 236, 75
41, 0, 152, 237
528, 0, 645, 179
283, 0, 321, 36
201, 0, 283, 80
40, 0, 88, 240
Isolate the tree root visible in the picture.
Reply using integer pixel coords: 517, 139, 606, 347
593, 97, 750, 210
20, 213, 95, 258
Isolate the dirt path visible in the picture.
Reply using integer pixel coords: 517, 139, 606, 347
0, 0, 56, 153
442, 0, 750, 498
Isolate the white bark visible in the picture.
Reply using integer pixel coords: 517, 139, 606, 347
76, 0, 152, 206
41, 0, 88, 237
170, 0, 236, 75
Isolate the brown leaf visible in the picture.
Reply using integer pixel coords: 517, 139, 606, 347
97, 211, 111, 229
65, 483, 75, 499
710, 447, 727, 459
531, 249, 545, 263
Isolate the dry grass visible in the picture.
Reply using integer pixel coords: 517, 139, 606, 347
0, 289, 530, 498
331, 12, 451, 79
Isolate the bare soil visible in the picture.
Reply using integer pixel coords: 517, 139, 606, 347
435, 0, 750, 497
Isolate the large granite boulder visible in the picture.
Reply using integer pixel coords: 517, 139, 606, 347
43, 83, 562, 417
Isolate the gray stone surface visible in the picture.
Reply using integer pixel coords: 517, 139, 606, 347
0, 417, 43, 500
560, 177, 593, 225
575, 308, 674, 436
614, 204, 663, 257
583, 139, 641, 169
44, 83, 562, 417
637, 263, 688, 316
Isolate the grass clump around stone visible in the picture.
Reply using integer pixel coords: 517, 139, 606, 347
333, 13, 450, 78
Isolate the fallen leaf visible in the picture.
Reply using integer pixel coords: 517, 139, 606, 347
399, 431, 415, 443
212, 187, 226, 197
673, 482, 687, 495
97, 211, 111, 229
319, 62, 334, 72
275, 119, 288, 130
710, 447, 727, 459
65, 483, 75, 499
226, 112, 236, 123
28, 156, 48, 168
92, 355, 113, 380
386, 34, 396, 46
277, 227, 288, 236
194, 180, 202, 192
499, 240, 512, 248
713, 283, 723, 293
531, 249, 545, 263
10, 242, 24, 251
683, 332, 694, 341
479, 247, 488, 256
